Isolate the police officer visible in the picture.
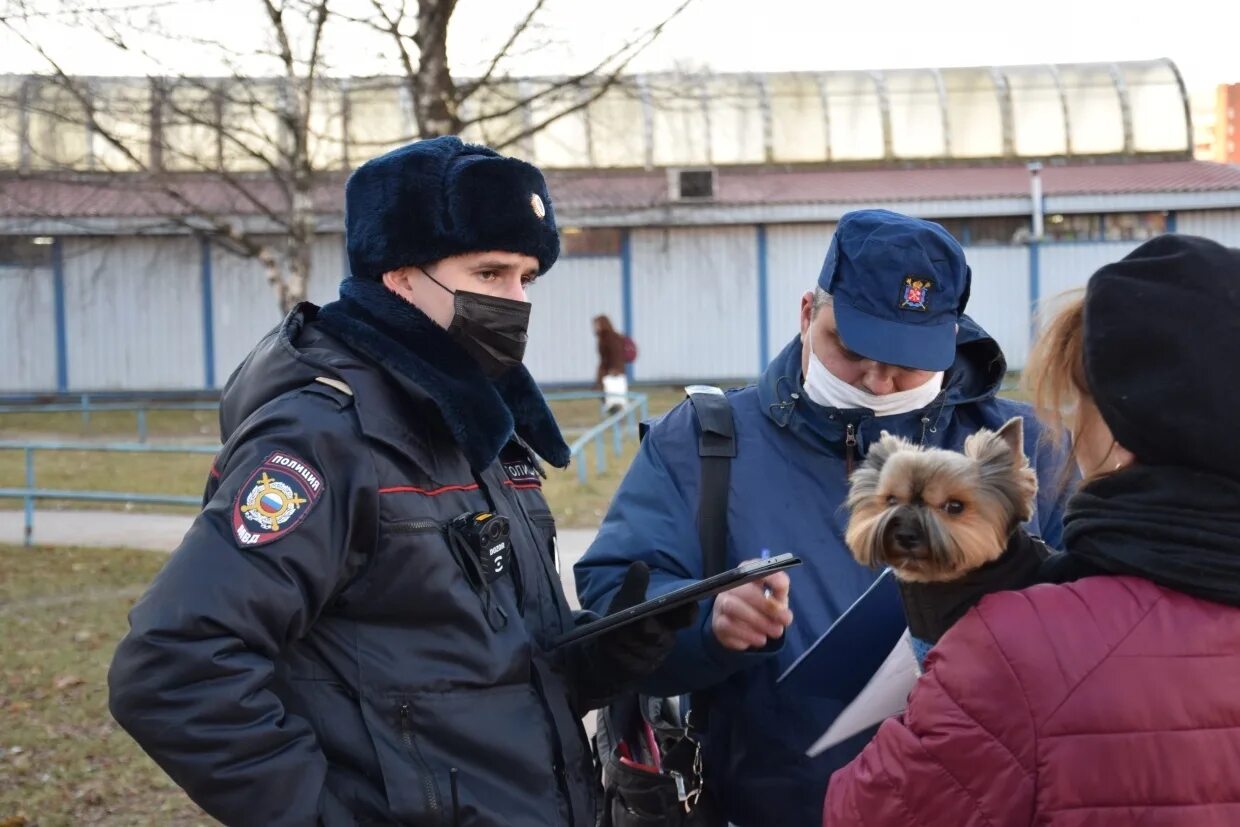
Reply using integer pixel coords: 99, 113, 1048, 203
108, 136, 694, 827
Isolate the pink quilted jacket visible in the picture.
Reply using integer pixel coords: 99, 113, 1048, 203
825, 575, 1240, 826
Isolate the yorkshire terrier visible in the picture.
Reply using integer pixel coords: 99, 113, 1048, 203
845, 417, 1038, 584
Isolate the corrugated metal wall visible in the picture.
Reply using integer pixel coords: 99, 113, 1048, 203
62, 236, 205, 390
765, 223, 834, 360
630, 226, 759, 382
0, 265, 57, 390
211, 239, 284, 386
1178, 209, 1240, 247
212, 235, 347, 386
1038, 241, 1144, 307
10, 208, 1240, 394
961, 246, 1031, 370
524, 257, 623, 386
305, 236, 350, 307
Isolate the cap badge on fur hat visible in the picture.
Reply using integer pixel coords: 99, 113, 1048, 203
899, 276, 932, 312
530, 193, 546, 219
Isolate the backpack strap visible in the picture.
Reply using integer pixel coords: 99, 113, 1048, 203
684, 385, 736, 579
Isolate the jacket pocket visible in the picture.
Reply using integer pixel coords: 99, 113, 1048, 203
362, 684, 565, 827
528, 509, 559, 573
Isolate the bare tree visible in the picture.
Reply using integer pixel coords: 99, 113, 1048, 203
2, 0, 339, 310
1, 0, 696, 311
343, 0, 695, 149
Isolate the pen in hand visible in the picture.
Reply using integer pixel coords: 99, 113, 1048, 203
761, 548, 773, 600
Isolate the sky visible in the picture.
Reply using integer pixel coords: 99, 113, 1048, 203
2, 0, 1238, 96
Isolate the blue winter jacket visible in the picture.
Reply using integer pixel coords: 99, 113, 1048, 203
574, 317, 1070, 827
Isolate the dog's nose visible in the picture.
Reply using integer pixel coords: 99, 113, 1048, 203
894, 529, 920, 551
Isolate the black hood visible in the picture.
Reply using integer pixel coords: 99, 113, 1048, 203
941, 313, 1008, 407
218, 306, 364, 441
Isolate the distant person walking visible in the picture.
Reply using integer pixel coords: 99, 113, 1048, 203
594, 314, 630, 414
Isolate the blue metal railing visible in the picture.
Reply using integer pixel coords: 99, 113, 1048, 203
0, 440, 217, 546
566, 392, 649, 484
0, 398, 218, 442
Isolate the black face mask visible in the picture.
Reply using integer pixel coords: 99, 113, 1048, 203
421, 267, 531, 378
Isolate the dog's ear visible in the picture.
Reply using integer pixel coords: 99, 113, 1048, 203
964, 417, 1027, 466
995, 416, 1025, 461
863, 431, 910, 474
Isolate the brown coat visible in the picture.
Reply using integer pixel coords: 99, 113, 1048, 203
593, 315, 627, 388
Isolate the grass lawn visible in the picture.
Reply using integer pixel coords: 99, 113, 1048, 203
0, 409, 220, 442
0, 545, 213, 825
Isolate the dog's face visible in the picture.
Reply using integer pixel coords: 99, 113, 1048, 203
844, 417, 1039, 583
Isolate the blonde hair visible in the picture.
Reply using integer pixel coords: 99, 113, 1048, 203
1023, 290, 1088, 445
1024, 289, 1125, 487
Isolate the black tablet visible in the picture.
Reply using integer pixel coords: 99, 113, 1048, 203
551, 553, 802, 649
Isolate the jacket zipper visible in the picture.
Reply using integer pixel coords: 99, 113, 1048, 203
529, 667, 576, 827
388, 518, 442, 535
399, 703, 443, 820
845, 423, 857, 476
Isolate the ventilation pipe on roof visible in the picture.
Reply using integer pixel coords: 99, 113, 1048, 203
1028, 161, 1045, 240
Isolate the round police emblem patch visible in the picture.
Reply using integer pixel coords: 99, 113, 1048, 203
530, 192, 546, 219
231, 452, 324, 547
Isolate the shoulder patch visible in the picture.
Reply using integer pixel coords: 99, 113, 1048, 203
232, 452, 325, 548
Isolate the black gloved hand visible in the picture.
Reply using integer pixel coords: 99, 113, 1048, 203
898, 528, 1053, 643
590, 561, 699, 687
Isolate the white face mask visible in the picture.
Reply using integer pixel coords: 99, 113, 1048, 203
803, 339, 945, 417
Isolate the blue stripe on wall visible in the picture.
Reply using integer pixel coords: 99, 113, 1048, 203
51, 237, 68, 391
200, 237, 216, 388
1166, 211, 1178, 234
756, 224, 770, 373
621, 229, 634, 383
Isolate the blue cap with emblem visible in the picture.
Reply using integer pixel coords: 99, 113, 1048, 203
817, 209, 971, 372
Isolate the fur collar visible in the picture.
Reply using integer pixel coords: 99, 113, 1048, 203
316, 278, 570, 471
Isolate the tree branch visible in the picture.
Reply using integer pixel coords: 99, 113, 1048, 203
459, 0, 695, 130
456, 0, 547, 103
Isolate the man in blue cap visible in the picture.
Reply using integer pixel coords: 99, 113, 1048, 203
107, 136, 696, 827
575, 209, 1070, 826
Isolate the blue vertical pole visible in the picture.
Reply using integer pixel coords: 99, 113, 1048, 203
200, 237, 216, 388
52, 237, 68, 392
620, 229, 635, 384
23, 447, 34, 547
1166, 211, 1177, 234
756, 224, 770, 374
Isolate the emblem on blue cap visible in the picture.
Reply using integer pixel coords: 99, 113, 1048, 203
899, 276, 932, 312
530, 193, 546, 219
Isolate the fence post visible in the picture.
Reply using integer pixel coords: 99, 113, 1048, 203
23, 447, 35, 547
137, 408, 148, 443
81, 395, 91, 429
577, 455, 587, 485
595, 432, 607, 475
612, 420, 623, 457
